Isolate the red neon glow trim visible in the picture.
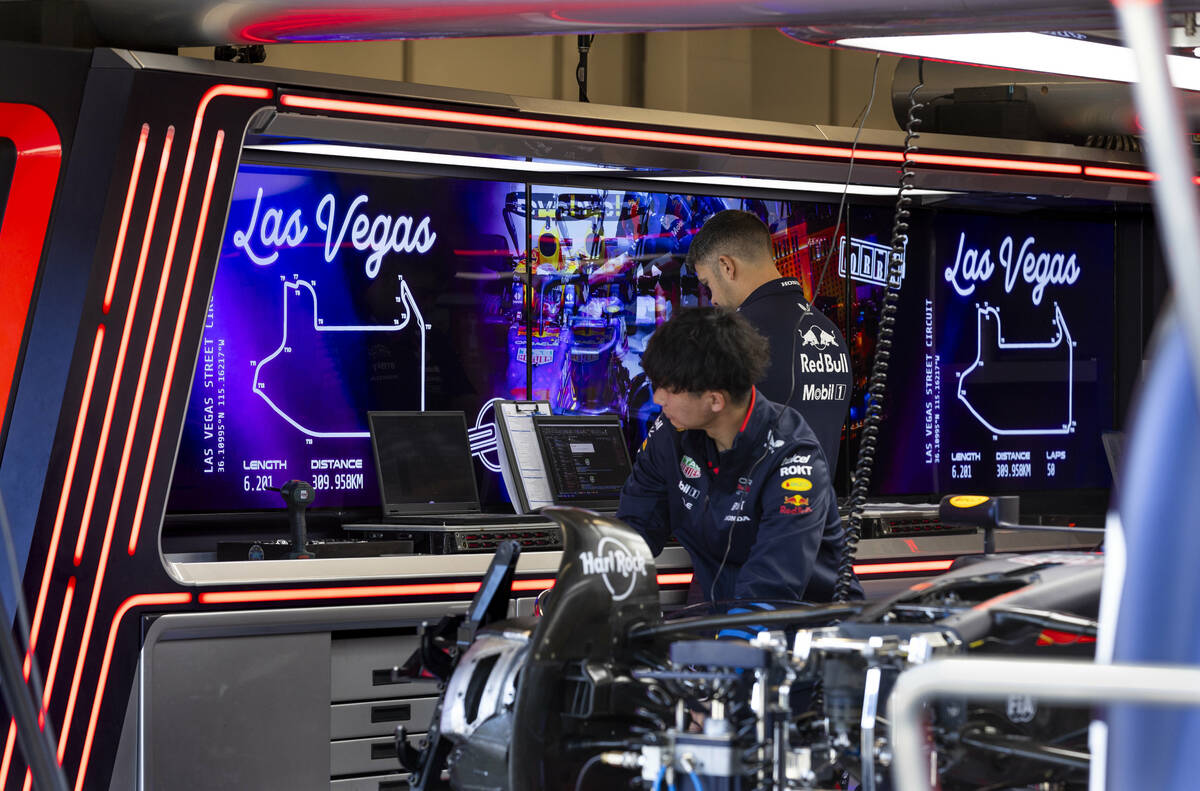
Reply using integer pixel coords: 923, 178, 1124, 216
909, 152, 1080, 175
200, 571, 704, 605
200, 583, 481, 604
74, 594, 190, 791
24, 325, 105, 680
1083, 166, 1156, 181
129, 86, 274, 554
41, 577, 75, 711
0, 103, 62, 433
278, 94, 1083, 177
129, 130, 225, 553
59, 128, 177, 763
6, 125, 147, 791
0, 723, 16, 790
853, 559, 955, 575
510, 578, 557, 592
74, 126, 175, 565
102, 125, 149, 313
103, 121, 204, 565
62, 87, 273, 770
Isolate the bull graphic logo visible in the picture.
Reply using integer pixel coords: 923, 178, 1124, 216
1006, 694, 1037, 723
578, 536, 649, 601
783, 494, 810, 508
801, 326, 838, 351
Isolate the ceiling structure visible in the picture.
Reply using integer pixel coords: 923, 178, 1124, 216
21, 0, 1200, 49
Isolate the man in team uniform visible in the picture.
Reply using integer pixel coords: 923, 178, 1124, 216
617, 308, 859, 603
687, 210, 852, 471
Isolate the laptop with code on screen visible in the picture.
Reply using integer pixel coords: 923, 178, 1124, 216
531, 414, 633, 513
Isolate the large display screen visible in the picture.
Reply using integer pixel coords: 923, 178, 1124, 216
167, 159, 1115, 514
168, 166, 524, 511
167, 164, 845, 512
863, 211, 1115, 494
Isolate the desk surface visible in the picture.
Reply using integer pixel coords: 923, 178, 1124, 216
166, 528, 1097, 586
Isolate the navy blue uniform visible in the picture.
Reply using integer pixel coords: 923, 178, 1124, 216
617, 389, 861, 603
738, 278, 851, 471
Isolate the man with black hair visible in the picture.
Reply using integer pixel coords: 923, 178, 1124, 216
617, 307, 860, 603
687, 209, 852, 472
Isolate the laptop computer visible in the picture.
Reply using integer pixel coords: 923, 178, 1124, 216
365, 410, 547, 526
531, 414, 633, 515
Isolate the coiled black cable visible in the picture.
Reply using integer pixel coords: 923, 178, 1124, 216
834, 64, 925, 603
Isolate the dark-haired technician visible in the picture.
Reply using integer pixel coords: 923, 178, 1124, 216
616, 308, 860, 603
688, 210, 852, 471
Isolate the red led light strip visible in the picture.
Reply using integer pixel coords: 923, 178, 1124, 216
24, 325, 106, 675
5, 126, 151, 789
15, 578, 79, 790
61, 85, 272, 768
101, 125, 150, 313
0, 322, 106, 783
854, 560, 955, 575
56, 127, 174, 764
130, 87, 273, 553
72, 126, 175, 566
41, 578, 75, 714
129, 129, 228, 553
74, 594, 191, 791
0, 103, 62, 434
0, 724, 14, 791
1084, 166, 1155, 181
277, 94, 1084, 176
2, 84, 269, 791
196, 562, 941, 607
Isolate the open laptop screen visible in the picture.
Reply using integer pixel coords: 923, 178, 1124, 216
369, 411, 480, 515
533, 415, 632, 511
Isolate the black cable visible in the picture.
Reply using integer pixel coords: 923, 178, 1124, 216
576, 35, 596, 103
573, 753, 606, 791
709, 445, 771, 603
0, 492, 69, 791
813, 52, 881, 297
834, 60, 924, 603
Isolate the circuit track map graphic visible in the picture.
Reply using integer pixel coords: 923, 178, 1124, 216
251, 277, 427, 438
956, 302, 1076, 437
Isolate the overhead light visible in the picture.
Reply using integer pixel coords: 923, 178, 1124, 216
244, 142, 957, 196
244, 142, 623, 173
835, 32, 1200, 91
635, 174, 957, 197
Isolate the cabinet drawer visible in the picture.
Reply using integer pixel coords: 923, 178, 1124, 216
331, 736, 420, 777
330, 773, 409, 791
331, 697, 439, 739
331, 634, 441, 702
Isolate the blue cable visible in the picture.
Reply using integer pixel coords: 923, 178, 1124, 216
651, 765, 665, 791
687, 770, 704, 790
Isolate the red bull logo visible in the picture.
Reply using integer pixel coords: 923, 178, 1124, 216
783, 495, 809, 508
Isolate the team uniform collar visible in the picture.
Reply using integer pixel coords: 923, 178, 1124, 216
680, 388, 772, 480
739, 277, 806, 310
